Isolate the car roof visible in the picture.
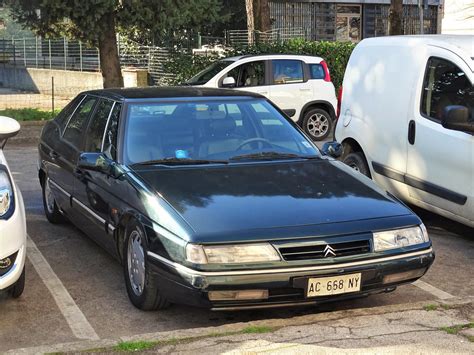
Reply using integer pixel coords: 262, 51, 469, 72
82, 87, 264, 100
222, 54, 324, 62
360, 35, 474, 69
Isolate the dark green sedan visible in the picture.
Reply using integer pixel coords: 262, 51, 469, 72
38, 87, 434, 310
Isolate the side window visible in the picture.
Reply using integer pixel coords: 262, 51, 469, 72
63, 96, 97, 148
103, 103, 122, 160
84, 99, 114, 152
273, 60, 304, 84
55, 95, 84, 131
309, 64, 325, 79
421, 57, 473, 122
235, 61, 265, 87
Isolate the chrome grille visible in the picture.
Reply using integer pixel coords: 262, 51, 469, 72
278, 240, 371, 261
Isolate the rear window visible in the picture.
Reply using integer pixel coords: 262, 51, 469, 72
309, 64, 325, 79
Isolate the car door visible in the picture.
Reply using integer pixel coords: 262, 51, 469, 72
44, 94, 85, 210
49, 95, 98, 215
268, 59, 313, 121
72, 99, 122, 253
219, 60, 271, 98
406, 54, 473, 223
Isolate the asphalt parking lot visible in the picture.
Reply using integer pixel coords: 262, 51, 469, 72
1, 144, 473, 353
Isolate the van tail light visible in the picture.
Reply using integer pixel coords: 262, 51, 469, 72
320, 60, 331, 82
336, 86, 343, 119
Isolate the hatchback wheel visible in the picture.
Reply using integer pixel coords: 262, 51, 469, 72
343, 152, 371, 178
9, 266, 25, 298
42, 177, 65, 224
302, 108, 333, 141
123, 220, 169, 311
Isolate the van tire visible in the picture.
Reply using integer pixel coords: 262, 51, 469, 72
343, 152, 370, 177
302, 108, 332, 141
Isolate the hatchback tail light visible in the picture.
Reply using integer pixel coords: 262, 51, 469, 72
336, 86, 343, 119
320, 60, 331, 82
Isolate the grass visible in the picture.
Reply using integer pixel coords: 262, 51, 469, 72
103, 325, 278, 353
440, 322, 474, 335
0, 108, 59, 121
114, 340, 157, 352
423, 304, 438, 311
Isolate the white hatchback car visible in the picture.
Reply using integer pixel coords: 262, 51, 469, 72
186, 54, 338, 140
335, 35, 474, 228
0, 116, 26, 298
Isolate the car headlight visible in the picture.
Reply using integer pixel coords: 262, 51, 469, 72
186, 243, 281, 264
0, 168, 13, 218
373, 225, 429, 252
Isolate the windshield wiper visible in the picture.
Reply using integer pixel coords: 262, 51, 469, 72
131, 158, 228, 166
229, 152, 319, 162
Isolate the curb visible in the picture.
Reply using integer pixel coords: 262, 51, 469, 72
6, 296, 473, 354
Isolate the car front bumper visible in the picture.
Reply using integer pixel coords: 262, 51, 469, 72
147, 248, 435, 310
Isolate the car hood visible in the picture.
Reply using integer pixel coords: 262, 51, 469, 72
132, 159, 414, 240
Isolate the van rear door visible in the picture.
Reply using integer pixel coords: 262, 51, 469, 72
406, 53, 473, 224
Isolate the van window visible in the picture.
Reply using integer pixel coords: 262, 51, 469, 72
421, 57, 473, 122
273, 60, 304, 84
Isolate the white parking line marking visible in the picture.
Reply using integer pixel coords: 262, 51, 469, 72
412, 280, 455, 300
26, 235, 100, 341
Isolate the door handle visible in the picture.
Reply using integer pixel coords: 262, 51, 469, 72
49, 151, 59, 160
74, 167, 86, 178
299, 88, 311, 92
258, 91, 268, 95
408, 120, 416, 145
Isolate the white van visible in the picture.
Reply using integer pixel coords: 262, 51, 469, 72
185, 54, 338, 140
335, 35, 474, 228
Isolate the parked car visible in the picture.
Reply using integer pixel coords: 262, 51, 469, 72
335, 35, 474, 228
0, 116, 27, 298
38, 87, 434, 311
184, 54, 338, 141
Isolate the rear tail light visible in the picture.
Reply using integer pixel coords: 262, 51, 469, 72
336, 86, 343, 119
320, 60, 331, 82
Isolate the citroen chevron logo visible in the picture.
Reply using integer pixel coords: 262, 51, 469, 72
323, 245, 336, 258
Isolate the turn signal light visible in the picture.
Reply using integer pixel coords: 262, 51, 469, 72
208, 290, 269, 301
383, 268, 426, 284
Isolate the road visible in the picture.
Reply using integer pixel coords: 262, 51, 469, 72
1, 144, 473, 352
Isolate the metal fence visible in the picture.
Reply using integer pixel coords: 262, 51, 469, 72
225, 28, 310, 47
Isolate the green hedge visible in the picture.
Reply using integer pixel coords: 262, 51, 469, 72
163, 39, 355, 89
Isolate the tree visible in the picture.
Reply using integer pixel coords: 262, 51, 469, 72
245, 0, 271, 43
389, 0, 404, 35
8, 0, 222, 88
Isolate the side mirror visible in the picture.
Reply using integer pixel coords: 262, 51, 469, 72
283, 109, 296, 118
222, 76, 236, 88
441, 105, 474, 133
321, 141, 343, 158
0, 116, 20, 149
77, 153, 119, 177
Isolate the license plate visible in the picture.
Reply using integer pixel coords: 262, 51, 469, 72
307, 273, 361, 297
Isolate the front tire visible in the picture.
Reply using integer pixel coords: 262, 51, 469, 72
123, 220, 169, 311
302, 108, 333, 141
42, 177, 65, 224
9, 267, 25, 298
343, 152, 371, 178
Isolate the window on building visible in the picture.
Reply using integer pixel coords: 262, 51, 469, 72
336, 5, 361, 43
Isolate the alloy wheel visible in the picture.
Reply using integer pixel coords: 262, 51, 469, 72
306, 113, 329, 139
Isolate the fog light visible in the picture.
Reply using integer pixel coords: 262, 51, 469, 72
208, 290, 269, 301
0, 257, 12, 269
383, 269, 426, 284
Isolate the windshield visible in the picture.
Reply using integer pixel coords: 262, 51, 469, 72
124, 98, 319, 165
185, 60, 234, 85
